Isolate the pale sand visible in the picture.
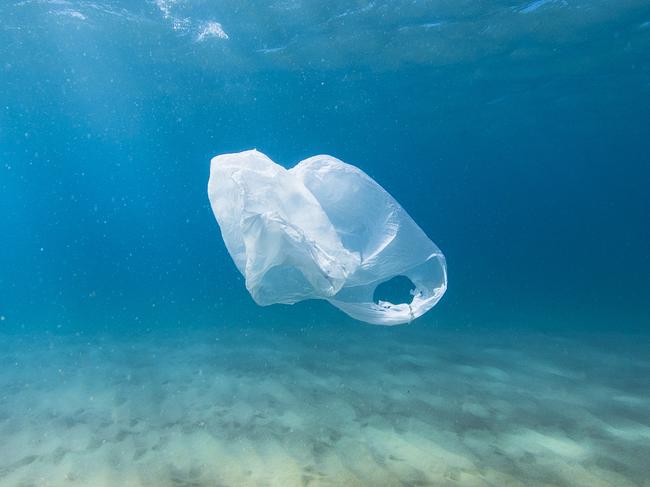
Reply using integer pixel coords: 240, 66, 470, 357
0, 326, 648, 486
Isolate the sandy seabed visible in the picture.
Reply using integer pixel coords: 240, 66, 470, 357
0, 324, 648, 487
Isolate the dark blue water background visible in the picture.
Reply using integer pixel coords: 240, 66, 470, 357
2, 0, 649, 335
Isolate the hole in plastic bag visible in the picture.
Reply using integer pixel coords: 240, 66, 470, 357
373, 275, 416, 306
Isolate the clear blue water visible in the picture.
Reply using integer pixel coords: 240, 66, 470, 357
1, 1, 649, 485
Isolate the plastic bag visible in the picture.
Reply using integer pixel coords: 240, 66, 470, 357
208, 150, 447, 325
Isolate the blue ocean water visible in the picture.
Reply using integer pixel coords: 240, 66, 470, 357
1, 1, 649, 485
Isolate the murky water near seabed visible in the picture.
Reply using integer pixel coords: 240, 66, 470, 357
2, 326, 649, 486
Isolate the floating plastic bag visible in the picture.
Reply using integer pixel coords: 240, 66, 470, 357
208, 150, 447, 325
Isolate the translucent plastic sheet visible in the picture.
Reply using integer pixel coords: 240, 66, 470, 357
208, 150, 447, 325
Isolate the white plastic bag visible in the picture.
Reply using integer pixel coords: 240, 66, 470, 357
208, 150, 447, 325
